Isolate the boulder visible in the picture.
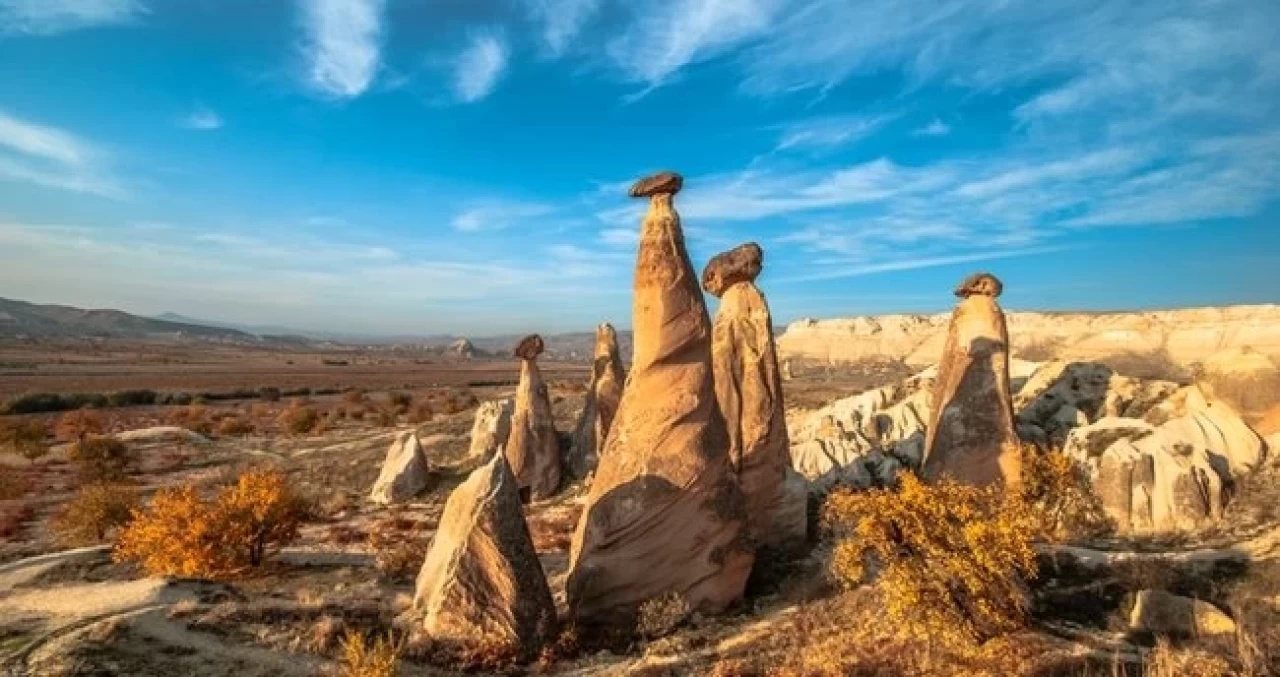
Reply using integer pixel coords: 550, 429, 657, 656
704, 242, 806, 551
567, 172, 753, 626
1062, 417, 1155, 464
369, 432, 430, 505
1129, 589, 1236, 638
504, 334, 561, 501
470, 399, 513, 460
1159, 386, 1266, 477
922, 272, 1022, 488
413, 453, 556, 654
567, 323, 626, 480
1094, 431, 1226, 533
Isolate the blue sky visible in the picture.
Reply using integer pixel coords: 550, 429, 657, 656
0, 0, 1277, 336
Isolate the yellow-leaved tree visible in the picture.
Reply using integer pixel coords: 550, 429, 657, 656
115, 468, 307, 578
823, 472, 1040, 651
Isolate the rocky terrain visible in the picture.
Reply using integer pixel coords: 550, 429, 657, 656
2, 173, 1278, 676
778, 305, 1280, 367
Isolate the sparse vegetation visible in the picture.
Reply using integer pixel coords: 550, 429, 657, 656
635, 592, 690, 639
1020, 444, 1113, 541
0, 417, 49, 463
115, 468, 307, 578
279, 404, 322, 435
68, 436, 133, 481
338, 629, 402, 677
51, 483, 140, 546
386, 391, 412, 412
823, 472, 1040, 651
55, 407, 106, 442
408, 401, 433, 424
343, 389, 367, 405
215, 415, 255, 437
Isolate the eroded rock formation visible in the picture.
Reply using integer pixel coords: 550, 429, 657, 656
504, 334, 561, 501
704, 243, 806, 551
369, 432, 429, 505
566, 171, 752, 626
470, 398, 514, 460
413, 453, 556, 654
922, 273, 1021, 488
567, 322, 626, 480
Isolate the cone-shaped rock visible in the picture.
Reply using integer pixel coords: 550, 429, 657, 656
567, 323, 626, 479
504, 334, 561, 501
413, 453, 556, 654
369, 432, 430, 505
567, 171, 753, 626
704, 243, 806, 552
922, 273, 1021, 488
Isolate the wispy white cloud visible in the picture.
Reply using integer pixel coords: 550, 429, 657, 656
524, 0, 601, 57
0, 110, 92, 166
0, 0, 145, 35
606, 0, 780, 90
0, 109, 123, 199
299, 0, 386, 99
779, 246, 1072, 282
453, 31, 509, 103
180, 106, 223, 131
451, 201, 553, 232
775, 114, 894, 152
913, 118, 950, 137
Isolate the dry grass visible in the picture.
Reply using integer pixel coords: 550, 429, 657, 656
55, 407, 106, 441
68, 436, 133, 482
215, 415, 255, 437
338, 629, 402, 677
279, 405, 322, 436
0, 417, 50, 462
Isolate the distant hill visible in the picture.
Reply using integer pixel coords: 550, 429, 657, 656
0, 297, 260, 343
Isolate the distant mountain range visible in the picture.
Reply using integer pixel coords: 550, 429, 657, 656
0, 297, 259, 343
0, 297, 633, 361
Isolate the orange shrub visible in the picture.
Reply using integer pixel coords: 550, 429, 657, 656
115, 469, 307, 578
1020, 445, 1112, 541
216, 416, 256, 437
823, 473, 1039, 650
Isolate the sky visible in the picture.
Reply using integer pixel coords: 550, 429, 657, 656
0, 0, 1278, 336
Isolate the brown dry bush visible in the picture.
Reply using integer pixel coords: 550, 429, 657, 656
635, 592, 690, 640
386, 392, 412, 412
216, 416, 256, 437
372, 406, 399, 428
51, 483, 140, 546
0, 417, 49, 463
279, 405, 321, 435
168, 403, 213, 435
823, 472, 1040, 651
68, 436, 133, 482
343, 389, 367, 405
338, 629, 403, 677
55, 408, 105, 442
115, 468, 307, 578
1143, 638, 1235, 677
407, 402, 433, 424
0, 501, 35, 541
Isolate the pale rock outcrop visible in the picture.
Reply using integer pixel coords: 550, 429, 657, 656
704, 242, 806, 551
413, 453, 556, 654
1015, 361, 1180, 444
1129, 590, 1236, 638
449, 338, 476, 359
1155, 386, 1265, 476
504, 334, 561, 501
567, 171, 753, 626
567, 323, 626, 479
777, 305, 1280, 367
922, 273, 1021, 488
1063, 418, 1156, 464
369, 432, 430, 504
470, 398, 514, 460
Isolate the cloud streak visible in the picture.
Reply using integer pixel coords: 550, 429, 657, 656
453, 31, 509, 103
299, 0, 386, 99
0, 109, 123, 199
180, 106, 224, 131
0, 0, 145, 35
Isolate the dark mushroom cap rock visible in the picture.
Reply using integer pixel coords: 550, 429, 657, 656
514, 334, 545, 360
701, 242, 763, 297
954, 272, 1004, 298
629, 171, 683, 198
